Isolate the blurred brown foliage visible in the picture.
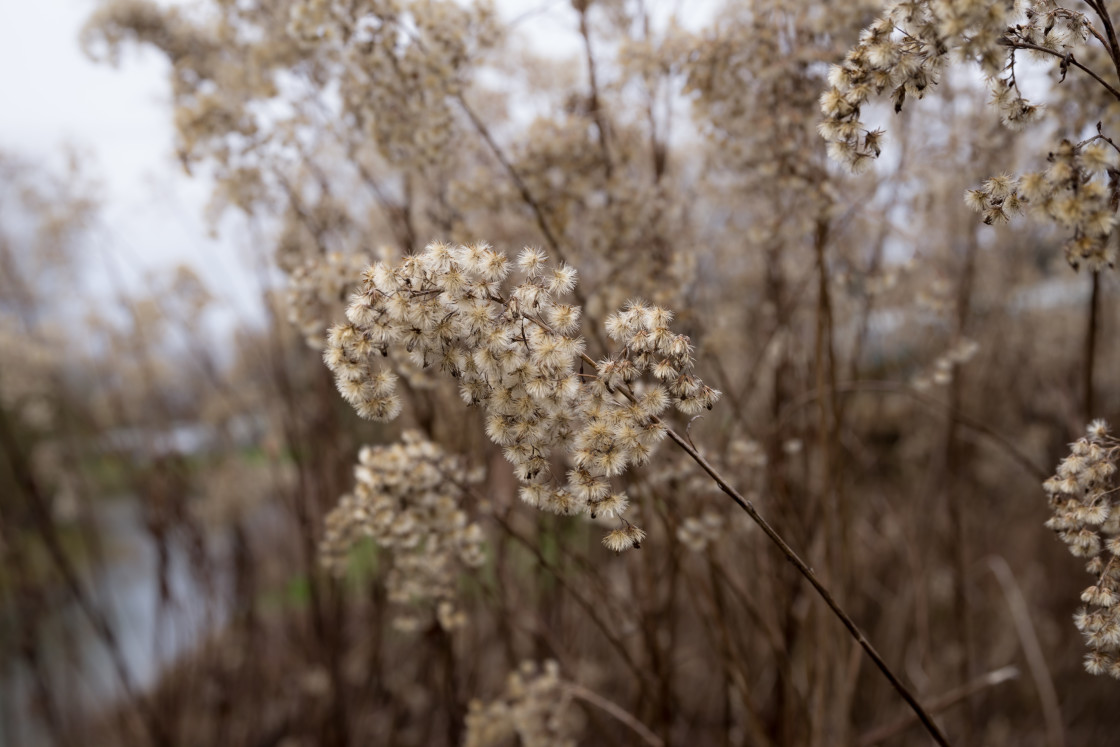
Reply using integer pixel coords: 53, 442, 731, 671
5, 0, 1120, 745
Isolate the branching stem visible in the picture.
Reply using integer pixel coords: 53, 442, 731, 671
1005, 36, 1120, 101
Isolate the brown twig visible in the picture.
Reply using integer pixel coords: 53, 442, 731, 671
987, 556, 1065, 747
855, 666, 1018, 746
1005, 36, 1120, 101
1084, 270, 1101, 420
565, 682, 664, 747
1085, 0, 1120, 84
660, 426, 951, 746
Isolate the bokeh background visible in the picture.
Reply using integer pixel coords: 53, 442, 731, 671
3, 1, 1119, 745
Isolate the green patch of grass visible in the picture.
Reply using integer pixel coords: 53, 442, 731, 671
260, 574, 312, 611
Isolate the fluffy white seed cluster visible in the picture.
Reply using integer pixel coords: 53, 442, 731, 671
983, 0, 1092, 133
965, 140, 1118, 270
1043, 420, 1120, 676
819, 1, 1021, 171
323, 241, 720, 551
320, 430, 485, 632
463, 660, 582, 747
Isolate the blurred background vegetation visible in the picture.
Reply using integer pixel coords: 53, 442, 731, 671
3, 0, 1120, 745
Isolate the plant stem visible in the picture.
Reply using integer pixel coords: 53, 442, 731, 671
566, 682, 664, 747
1005, 37, 1120, 101
855, 666, 1018, 746
539, 297, 948, 742
1084, 269, 1101, 421
661, 426, 951, 747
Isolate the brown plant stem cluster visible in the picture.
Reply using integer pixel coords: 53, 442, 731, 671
52, 0, 1120, 742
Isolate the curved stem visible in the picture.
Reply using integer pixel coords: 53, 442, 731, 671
456, 97, 568, 266
487, 511, 657, 703
456, 96, 610, 356
986, 557, 1064, 747
855, 666, 1018, 747
565, 683, 664, 747
661, 426, 951, 747
1085, 0, 1120, 84
1005, 37, 1120, 101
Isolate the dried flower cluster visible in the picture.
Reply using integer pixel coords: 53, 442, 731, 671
1043, 420, 1120, 676
463, 660, 582, 747
677, 511, 727, 553
964, 139, 1119, 270
320, 430, 486, 631
822, 1, 1120, 270
84, 0, 499, 177
323, 241, 720, 550
819, 0, 1031, 171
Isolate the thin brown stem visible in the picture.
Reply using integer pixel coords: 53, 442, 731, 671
576, 4, 612, 181
457, 96, 611, 355
1084, 269, 1101, 421
812, 218, 843, 580
566, 683, 664, 747
1085, 0, 1120, 83
488, 511, 655, 702
511, 271, 947, 740
1005, 37, 1120, 101
987, 556, 1065, 747
855, 666, 1018, 747
944, 226, 980, 736
660, 426, 950, 746
457, 97, 567, 265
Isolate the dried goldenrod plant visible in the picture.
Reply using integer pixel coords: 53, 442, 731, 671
38, 0, 1120, 744
320, 430, 486, 631
323, 239, 949, 743
1045, 420, 1120, 676
464, 660, 583, 747
822, 0, 1120, 269
324, 240, 718, 549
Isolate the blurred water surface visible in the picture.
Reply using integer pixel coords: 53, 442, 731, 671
1, 498, 231, 747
